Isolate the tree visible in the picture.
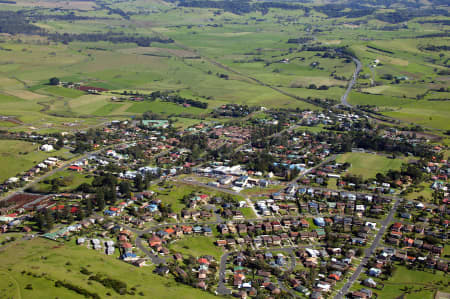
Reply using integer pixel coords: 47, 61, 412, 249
134, 175, 144, 192
62, 205, 71, 220
85, 198, 93, 216
36, 212, 45, 231
49, 77, 60, 85
119, 181, 131, 198
97, 191, 105, 211
44, 209, 54, 231
55, 137, 64, 150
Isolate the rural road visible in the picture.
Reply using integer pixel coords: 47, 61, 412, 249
341, 57, 362, 107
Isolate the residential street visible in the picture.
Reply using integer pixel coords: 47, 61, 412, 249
333, 196, 401, 299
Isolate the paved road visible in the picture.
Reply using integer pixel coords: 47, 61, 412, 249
135, 235, 166, 265
341, 57, 362, 107
217, 251, 233, 295
294, 154, 337, 184
333, 196, 401, 298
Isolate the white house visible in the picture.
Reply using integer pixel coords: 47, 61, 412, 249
41, 144, 54, 152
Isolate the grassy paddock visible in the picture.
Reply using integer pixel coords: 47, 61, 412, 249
0, 238, 218, 299
336, 152, 405, 179
0, 140, 72, 182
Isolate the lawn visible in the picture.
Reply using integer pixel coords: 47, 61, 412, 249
336, 152, 405, 179
240, 207, 256, 219
150, 182, 243, 214
170, 236, 224, 261
149, 183, 199, 214
0, 238, 219, 299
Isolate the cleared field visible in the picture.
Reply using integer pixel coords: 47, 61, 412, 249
0, 140, 72, 182
383, 100, 450, 131
32, 170, 94, 193
170, 236, 224, 261
350, 265, 450, 299
0, 238, 218, 299
336, 152, 405, 179
348, 91, 412, 107
240, 207, 256, 219
125, 100, 209, 116
36, 86, 86, 99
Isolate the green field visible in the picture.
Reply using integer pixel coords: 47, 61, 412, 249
32, 170, 94, 193
351, 265, 450, 299
37, 86, 86, 99
170, 236, 224, 261
0, 140, 73, 182
240, 207, 256, 219
0, 238, 218, 299
336, 152, 406, 179
0, 0, 447, 134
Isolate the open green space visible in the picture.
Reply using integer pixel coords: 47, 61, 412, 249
0, 237, 218, 299
32, 170, 94, 193
352, 265, 450, 299
240, 207, 256, 219
404, 182, 433, 202
336, 152, 406, 179
0, 140, 72, 182
37, 86, 86, 99
170, 236, 223, 261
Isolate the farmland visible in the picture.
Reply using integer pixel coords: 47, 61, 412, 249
0, 0, 447, 136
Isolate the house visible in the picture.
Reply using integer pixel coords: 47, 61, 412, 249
300, 219, 309, 228
133, 259, 146, 267
149, 235, 162, 247
154, 266, 169, 276
68, 165, 83, 172
121, 252, 137, 261
368, 268, 381, 277
314, 217, 325, 227
217, 239, 227, 246
362, 278, 377, 288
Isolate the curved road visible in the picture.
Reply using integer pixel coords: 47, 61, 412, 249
341, 57, 362, 107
